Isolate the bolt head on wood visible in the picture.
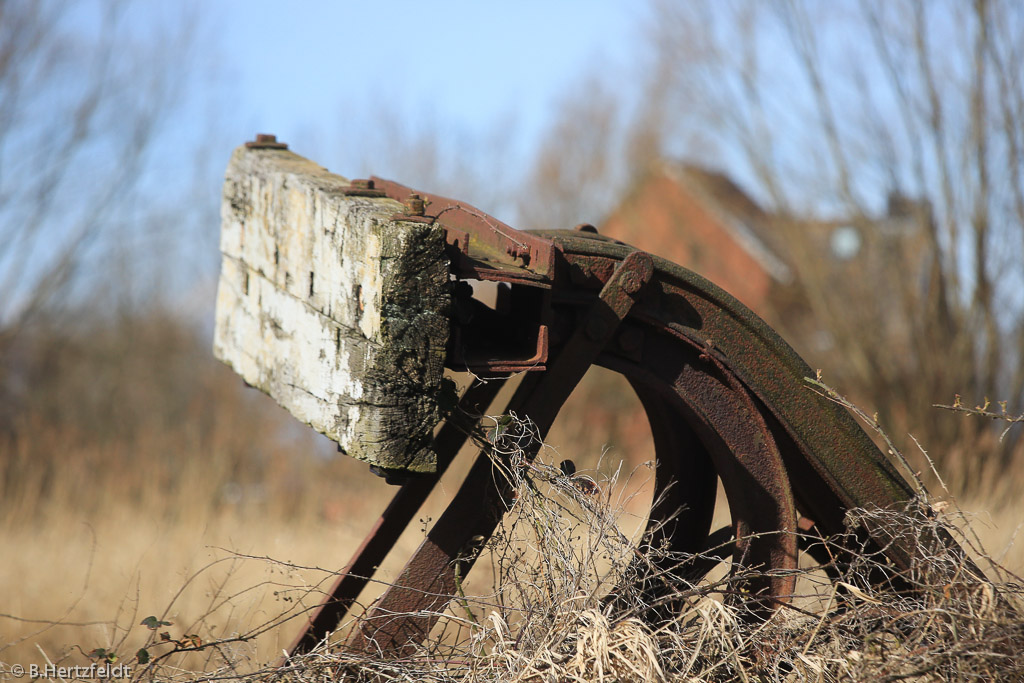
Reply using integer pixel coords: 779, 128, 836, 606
403, 193, 426, 216
245, 133, 289, 149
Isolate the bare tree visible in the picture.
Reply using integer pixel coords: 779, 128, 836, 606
314, 0, 1022, 476
514, 78, 634, 231
0, 0, 212, 332
628, 0, 1024, 468
329, 104, 524, 228
0, 0, 220, 427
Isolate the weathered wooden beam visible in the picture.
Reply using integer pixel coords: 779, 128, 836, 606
214, 144, 449, 472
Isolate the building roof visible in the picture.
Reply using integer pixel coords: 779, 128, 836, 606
661, 162, 793, 284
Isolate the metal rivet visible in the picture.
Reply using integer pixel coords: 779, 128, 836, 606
622, 273, 643, 295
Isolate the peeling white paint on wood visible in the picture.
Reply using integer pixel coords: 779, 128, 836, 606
214, 145, 449, 472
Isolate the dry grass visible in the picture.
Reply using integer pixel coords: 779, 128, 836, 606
6, 473, 1020, 682
264, 415, 1024, 682
2, 313, 1024, 681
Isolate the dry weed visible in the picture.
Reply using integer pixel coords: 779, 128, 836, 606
260, 414, 1023, 683
4, 331, 1023, 683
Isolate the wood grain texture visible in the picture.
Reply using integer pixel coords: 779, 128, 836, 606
214, 146, 449, 472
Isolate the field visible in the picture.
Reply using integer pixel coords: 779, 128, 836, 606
1, 312, 1023, 681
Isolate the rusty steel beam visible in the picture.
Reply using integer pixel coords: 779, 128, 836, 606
284, 379, 504, 659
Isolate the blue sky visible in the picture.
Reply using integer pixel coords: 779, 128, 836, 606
0, 1, 654, 322
215, 1, 645, 172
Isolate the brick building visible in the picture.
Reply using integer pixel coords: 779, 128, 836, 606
600, 160, 935, 359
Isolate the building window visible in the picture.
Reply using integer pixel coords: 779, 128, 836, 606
830, 225, 861, 261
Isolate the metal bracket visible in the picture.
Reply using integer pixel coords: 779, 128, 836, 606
358, 177, 563, 374
370, 176, 557, 285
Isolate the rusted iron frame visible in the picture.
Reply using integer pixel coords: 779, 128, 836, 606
284, 379, 505, 659
341, 241, 821, 655
215, 147, 1001, 665
334, 229, 921, 657
584, 245, 987, 602
537, 244, 802, 606
555, 251, 802, 601
281, 193, 946, 659
549, 235, 927, 589
345, 251, 656, 657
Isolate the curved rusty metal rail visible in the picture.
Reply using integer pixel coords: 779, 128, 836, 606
285, 189, 926, 659
552, 230, 917, 567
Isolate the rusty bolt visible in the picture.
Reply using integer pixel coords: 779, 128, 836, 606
620, 252, 654, 294
574, 223, 598, 233
505, 243, 531, 262
403, 194, 426, 216
622, 273, 642, 294
245, 133, 289, 149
